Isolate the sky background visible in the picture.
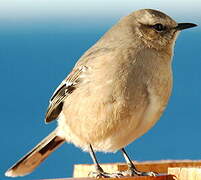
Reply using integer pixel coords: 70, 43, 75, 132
1, 1, 201, 180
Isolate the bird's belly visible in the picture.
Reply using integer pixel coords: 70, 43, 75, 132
93, 94, 165, 152
56, 82, 169, 152
56, 113, 142, 152
56, 95, 164, 153
93, 104, 163, 152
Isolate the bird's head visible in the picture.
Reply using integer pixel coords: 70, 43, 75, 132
122, 9, 197, 50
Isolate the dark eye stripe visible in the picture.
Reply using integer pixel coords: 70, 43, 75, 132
152, 23, 166, 31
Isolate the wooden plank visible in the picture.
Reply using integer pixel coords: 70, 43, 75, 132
43, 175, 174, 180
73, 160, 201, 177
168, 167, 201, 180
42, 160, 201, 179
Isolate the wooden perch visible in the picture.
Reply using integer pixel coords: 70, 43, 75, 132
168, 167, 201, 180
73, 160, 201, 177
43, 160, 201, 180
44, 175, 174, 180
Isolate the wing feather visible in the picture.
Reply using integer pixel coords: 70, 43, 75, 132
45, 66, 87, 123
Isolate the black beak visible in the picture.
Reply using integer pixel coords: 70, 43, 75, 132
175, 23, 197, 31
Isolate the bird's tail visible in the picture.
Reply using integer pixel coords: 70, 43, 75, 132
5, 129, 65, 177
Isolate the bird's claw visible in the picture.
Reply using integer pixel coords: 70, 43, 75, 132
88, 171, 124, 178
121, 169, 158, 177
140, 171, 158, 176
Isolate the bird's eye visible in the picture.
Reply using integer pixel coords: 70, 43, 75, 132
152, 23, 166, 31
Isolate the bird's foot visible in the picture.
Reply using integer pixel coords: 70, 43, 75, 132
121, 168, 158, 177
88, 171, 124, 178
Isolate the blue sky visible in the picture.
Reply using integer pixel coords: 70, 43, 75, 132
0, 0, 200, 23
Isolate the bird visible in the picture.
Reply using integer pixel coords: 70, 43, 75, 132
5, 9, 197, 178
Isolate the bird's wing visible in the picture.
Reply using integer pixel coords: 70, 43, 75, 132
45, 65, 88, 123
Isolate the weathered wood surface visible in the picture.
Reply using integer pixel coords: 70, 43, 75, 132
42, 160, 201, 180
74, 160, 201, 177
168, 167, 201, 180
43, 175, 174, 180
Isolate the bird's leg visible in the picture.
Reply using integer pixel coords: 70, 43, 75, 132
89, 144, 104, 175
88, 144, 123, 178
120, 148, 157, 176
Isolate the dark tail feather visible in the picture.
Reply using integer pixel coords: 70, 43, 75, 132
5, 129, 65, 177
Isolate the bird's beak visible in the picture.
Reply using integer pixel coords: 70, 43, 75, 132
175, 23, 197, 31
